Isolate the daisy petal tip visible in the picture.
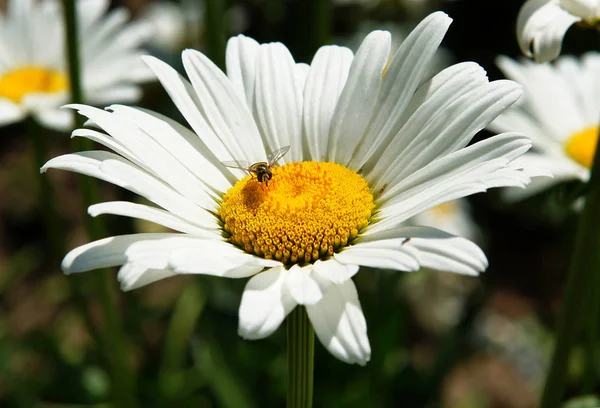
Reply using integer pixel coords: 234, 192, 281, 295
61, 254, 77, 275
140, 54, 158, 64
357, 353, 371, 366
429, 10, 453, 24
140, 55, 166, 71
237, 321, 275, 341
181, 48, 206, 63
87, 205, 100, 217
363, 29, 391, 44
40, 157, 57, 173
237, 326, 259, 341
61, 103, 86, 111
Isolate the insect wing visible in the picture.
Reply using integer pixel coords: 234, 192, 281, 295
220, 159, 253, 171
267, 146, 291, 166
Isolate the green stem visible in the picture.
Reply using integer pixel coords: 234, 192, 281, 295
27, 117, 64, 261
62, 0, 83, 126
582, 278, 599, 393
287, 307, 314, 408
540, 128, 600, 408
62, 1, 137, 407
205, 0, 226, 70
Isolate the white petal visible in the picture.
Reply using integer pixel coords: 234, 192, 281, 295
494, 56, 587, 142
307, 280, 370, 365
84, 18, 152, 66
411, 235, 487, 276
142, 55, 235, 163
226, 34, 260, 109
88, 201, 220, 237
84, 55, 154, 90
369, 80, 523, 191
106, 104, 235, 193
81, 8, 129, 59
285, 264, 330, 305
560, 0, 600, 20
302, 46, 354, 162
238, 267, 297, 339
358, 226, 487, 275
350, 12, 453, 171
117, 264, 175, 291
327, 30, 390, 166
182, 49, 266, 163
42, 151, 218, 229
253, 43, 303, 162
77, 0, 110, 29
294, 63, 310, 91
362, 62, 488, 184
101, 157, 219, 227
34, 108, 73, 131
168, 245, 280, 278
71, 128, 146, 170
0, 99, 25, 126
508, 153, 560, 178
502, 153, 588, 201
409, 199, 480, 242
517, 0, 580, 62
335, 241, 421, 272
487, 106, 561, 154
371, 133, 532, 234
312, 259, 359, 285
87, 85, 142, 105
62, 233, 187, 273
63, 233, 273, 286
65, 105, 218, 211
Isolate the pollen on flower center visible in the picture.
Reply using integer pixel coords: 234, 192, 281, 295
220, 161, 375, 265
0, 66, 68, 103
564, 126, 598, 168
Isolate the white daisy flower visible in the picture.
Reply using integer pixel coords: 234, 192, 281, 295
517, 0, 600, 62
488, 53, 598, 201
0, 0, 154, 130
43, 12, 535, 365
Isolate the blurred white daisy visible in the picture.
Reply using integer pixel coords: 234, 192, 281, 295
138, 1, 188, 54
517, 0, 600, 62
488, 53, 599, 200
44, 12, 536, 365
0, 0, 154, 130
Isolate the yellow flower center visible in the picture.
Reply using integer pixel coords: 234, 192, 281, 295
564, 126, 598, 168
0, 66, 68, 103
220, 161, 374, 265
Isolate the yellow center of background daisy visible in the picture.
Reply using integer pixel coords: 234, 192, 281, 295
430, 201, 458, 217
565, 126, 598, 168
0, 66, 68, 103
220, 161, 374, 265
